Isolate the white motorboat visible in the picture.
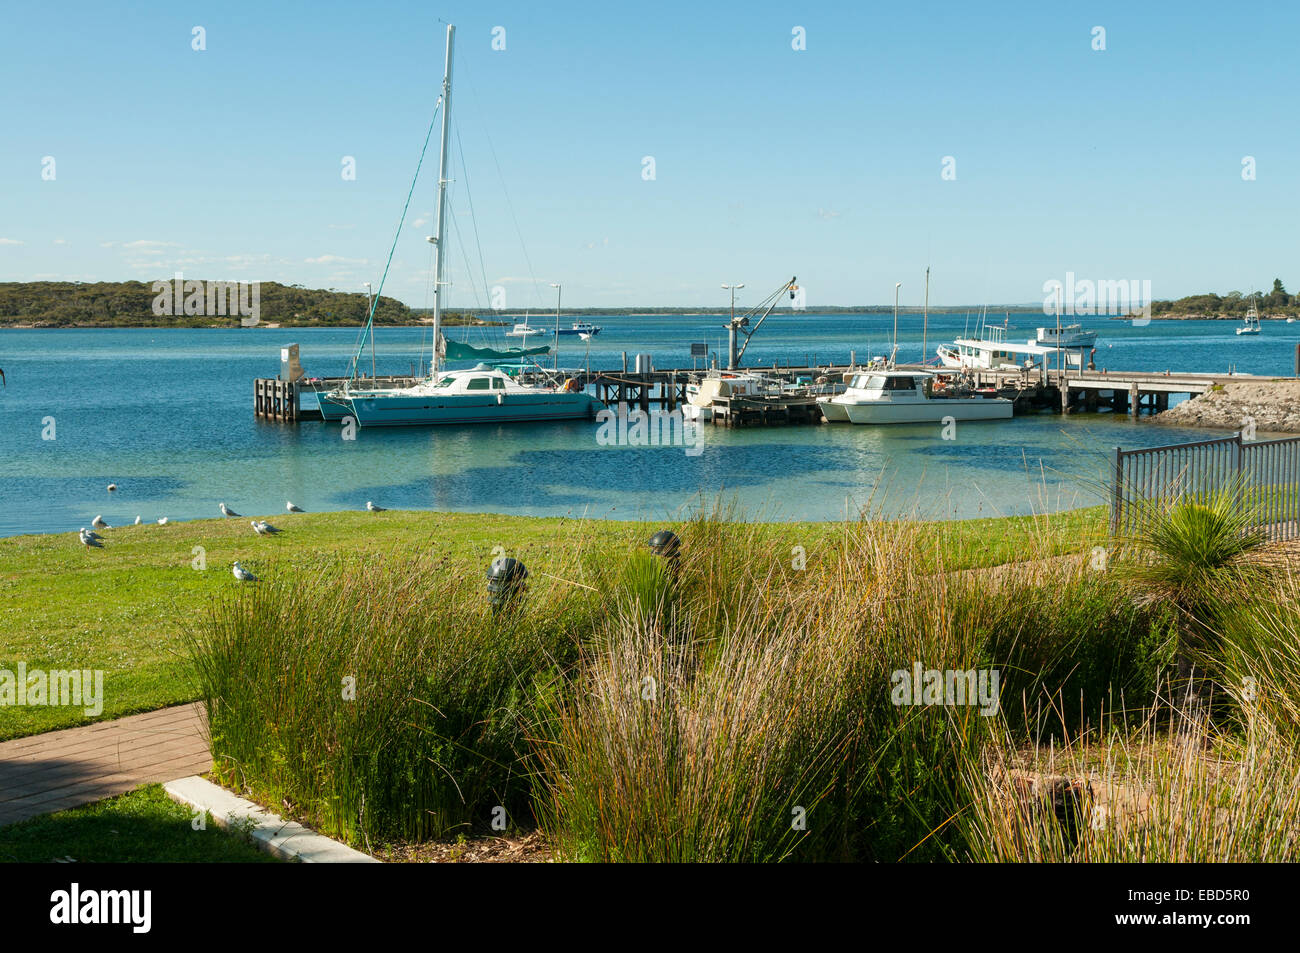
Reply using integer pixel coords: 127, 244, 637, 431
507, 319, 545, 337
821, 370, 1012, 425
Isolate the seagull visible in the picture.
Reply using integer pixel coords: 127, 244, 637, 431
107, 483, 117, 492
79, 529, 102, 548
134, 515, 141, 525
80, 526, 104, 541
157, 517, 168, 525
366, 501, 385, 512
259, 520, 282, 534
91, 515, 109, 530
232, 561, 258, 582
251, 520, 267, 535
286, 501, 304, 513
219, 502, 241, 518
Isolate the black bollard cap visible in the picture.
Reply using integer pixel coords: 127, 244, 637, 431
487, 556, 529, 598
647, 530, 681, 559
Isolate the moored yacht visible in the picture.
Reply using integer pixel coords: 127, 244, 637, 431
339, 364, 600, 427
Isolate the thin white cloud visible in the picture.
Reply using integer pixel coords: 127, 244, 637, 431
0, 238, 25, 245
305, 254, 369, 265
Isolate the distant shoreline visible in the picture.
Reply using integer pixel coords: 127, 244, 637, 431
0, 313, 1288, 329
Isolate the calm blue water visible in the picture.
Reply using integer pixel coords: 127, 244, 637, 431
0, 313, 1292, 537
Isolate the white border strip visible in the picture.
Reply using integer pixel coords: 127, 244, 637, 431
163, 776, 380, 864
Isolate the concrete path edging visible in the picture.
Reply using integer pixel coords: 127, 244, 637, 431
163, 775, 379, 864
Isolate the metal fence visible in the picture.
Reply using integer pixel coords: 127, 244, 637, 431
1111, 431, 1300, 540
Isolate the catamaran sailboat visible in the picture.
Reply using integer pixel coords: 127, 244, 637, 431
321, 25, 600, 428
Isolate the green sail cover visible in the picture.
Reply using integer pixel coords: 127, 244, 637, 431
443, 339, 550, 362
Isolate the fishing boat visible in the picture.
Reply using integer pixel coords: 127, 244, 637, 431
821, 370, 1012, 425
324, 25, 601, 428
1237, 300, 1262, 335
937, 320, 1083, 371
1036, 323, 1096, 347
683, 370, 783, 421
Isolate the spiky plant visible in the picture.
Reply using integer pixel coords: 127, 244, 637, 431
1120, 482, 1267, 709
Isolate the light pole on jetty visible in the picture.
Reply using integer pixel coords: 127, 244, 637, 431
722, 282, 745, 369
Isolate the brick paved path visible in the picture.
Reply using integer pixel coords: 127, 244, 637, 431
0, 704, 209, 826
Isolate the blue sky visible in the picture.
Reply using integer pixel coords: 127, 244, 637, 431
1, 0, 1296, 309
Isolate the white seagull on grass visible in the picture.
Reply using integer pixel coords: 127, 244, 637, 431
251, 520, 283, 535
79, 529, 103, 548
219, 502, 241, 518
134, 515, 141, 525
91, 515, 109, 530
366, 501, 386, 512
286, 501, 304, 513
157, 517, 169, 525
232, 561, 258, 582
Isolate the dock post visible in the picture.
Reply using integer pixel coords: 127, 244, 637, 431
1128, 383, 1140, 417
1060, 382, 1070, 415
622, 351, 628, 374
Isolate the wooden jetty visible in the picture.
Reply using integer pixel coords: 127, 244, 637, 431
255, 360, 1295, 425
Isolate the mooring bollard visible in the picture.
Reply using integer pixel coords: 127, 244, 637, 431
486, 556, 528, 612
647, 530, 682, 577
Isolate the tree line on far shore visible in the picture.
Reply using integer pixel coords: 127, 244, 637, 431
1151, 279, 1297, 318
0, 280, 478, 328
2, 278, 1298, 326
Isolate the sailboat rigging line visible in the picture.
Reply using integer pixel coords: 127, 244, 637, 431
453, 119, 493, 311
456, 62, 544, 310
348, 99, 444, 382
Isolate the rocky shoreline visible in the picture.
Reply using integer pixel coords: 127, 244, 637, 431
1153, 380, 1300, 434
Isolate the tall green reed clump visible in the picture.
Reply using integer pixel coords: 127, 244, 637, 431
532, 511, 1162, 861
190, 550, 593, 845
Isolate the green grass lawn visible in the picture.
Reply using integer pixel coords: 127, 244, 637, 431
0, 784, 279, 863
0, 506, 1105, 740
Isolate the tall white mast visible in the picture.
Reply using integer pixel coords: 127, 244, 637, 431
430, 24, 455, 376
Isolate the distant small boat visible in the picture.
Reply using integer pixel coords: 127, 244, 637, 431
507, 319, 545, 337
1237, 301, 1262, 336
556, 321, 601, 337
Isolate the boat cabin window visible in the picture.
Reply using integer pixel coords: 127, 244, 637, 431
492, 377, 506, 390
437, 376, 457, 386
466, 377, 492, 391
881, 375, 918, 391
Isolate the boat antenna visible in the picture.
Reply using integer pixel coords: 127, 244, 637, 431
429, 24, 456, 377
891, 281, 901, 368
922, 266, 930, 368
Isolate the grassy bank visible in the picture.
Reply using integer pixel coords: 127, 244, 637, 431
0, 785, 278, 863
0, 506, 1105, 741
190, 507, 1196, 861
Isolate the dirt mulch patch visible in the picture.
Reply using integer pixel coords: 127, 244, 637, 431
371, 831, 553, 863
